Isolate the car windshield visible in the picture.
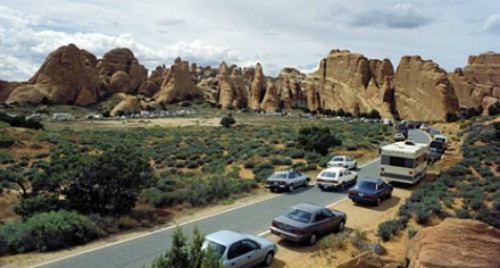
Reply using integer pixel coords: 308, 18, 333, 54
319, 171, 337, 178
331, 157, 343, 162
202, 240, 226, 257
435, 138, 445, 142
358, 181, 377, 190
269, 173, 287, 179
430, 148, 438, 153
284, 208, 312, 223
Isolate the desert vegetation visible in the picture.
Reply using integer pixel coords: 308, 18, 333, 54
0, 115, 392, 255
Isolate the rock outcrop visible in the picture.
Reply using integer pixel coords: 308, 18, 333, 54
304, 50, 395, 118
394, 56, 459, 121
248, 63, 265, 110
154, 58, 199, 104
276, 68, 306, 110
214, 62, 249, 109
0, 81, 24, 102
260, 80, 279, 112
6, 44, 102, 106
337, 251, 383, 268
406, 218, 500, 268
449, 52, 500, 111
97, 48, 148, 95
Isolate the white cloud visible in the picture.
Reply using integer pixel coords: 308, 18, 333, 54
349, 3, 433, 29
481, 14, 500, 35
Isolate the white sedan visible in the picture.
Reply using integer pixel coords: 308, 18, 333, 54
326, 155, 357, 169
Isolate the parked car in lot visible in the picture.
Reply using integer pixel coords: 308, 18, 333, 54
433, 134, 448, 149
428, 128, 441, 137
430, 140, 445, 154
202, 230, 277, 268
427, 147, 442, 164
316, 167, 357, 191
326, 155, 357, 169
394, 132, 406, 141
348, 178, 393, 206
265, 170, 310, 192
270, 203, 346, 245
420, 123, 430, 131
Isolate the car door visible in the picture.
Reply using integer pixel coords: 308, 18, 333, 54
321, 208, 340, 233
313, 210, 331, 235
226, 240, 261, 268
376, 182, 388, 198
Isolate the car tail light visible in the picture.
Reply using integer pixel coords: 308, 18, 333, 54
348, 190, 354, 195
409, 171, 413, 175
293, 229, 303, 235
272, 221, 278, 227
381, 168, 385, 172
279, 181, 285, 185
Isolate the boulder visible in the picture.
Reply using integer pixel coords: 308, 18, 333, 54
248, 63, 265, 110
394, 56, 459, 121
154, 58, 199, 104
406, 218, 500, 268
110, 95, 141, 116
260, 80, 279, 113
337, 251, 383, 268
6, 44, 101, 106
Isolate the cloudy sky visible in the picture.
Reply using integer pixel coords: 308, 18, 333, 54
1, 0, 499, 81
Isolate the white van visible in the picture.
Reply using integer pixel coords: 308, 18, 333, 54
380, 140, 428, 184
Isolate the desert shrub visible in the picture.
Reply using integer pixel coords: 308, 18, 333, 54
305, 152, 321, 164
0, 210, 99, 255
455, 209, 470, 219
0, 136, 18, 148
0, 151, 13, 164
253, 168, 274, 183
243, 160, 255, 169
488, 101, 500, 116
14, 194, 61, 219
297, 126, 341, 155
291, 162, 307, 172
446, 112, 459, 122
286, 149, 306, 159
474, 208, 500, 228
415, 207, 431, 225
378, 220, 400, 241
220, 114, 236, 128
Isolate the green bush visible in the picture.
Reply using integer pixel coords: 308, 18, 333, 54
0, 210, 99, 255
0, 136, 18, 148
378, 220, 401, 241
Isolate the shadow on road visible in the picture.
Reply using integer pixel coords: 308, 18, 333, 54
351, 196, 402, 212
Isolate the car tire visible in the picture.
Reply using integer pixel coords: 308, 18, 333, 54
337, 220, 345, 232
387, 191, 392, 199
376, 197, 381, 206
318, 185, 325, 191
288, 184, 294, 192
309, 233, 317, 245
304, 179, 310, 187
263, 252, 274, 266
340, 183, 345, 191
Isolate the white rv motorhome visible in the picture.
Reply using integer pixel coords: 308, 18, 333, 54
380, 140, 428, 184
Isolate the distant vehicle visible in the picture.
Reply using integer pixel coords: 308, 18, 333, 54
265, 170, 310, 192
433, 134, 448, 149
52, 112, 74, 121
327, 155, 357, 169
316, 167, 357, 191
270, 203, 346, 245
394, 132, 406, 141
380, 140, 428, 184
400, 127, 409, 139
420, 123, 430, 131
429, 140, 445, 154
427, 147, 442, 164
202, 230, 277, 268
428, 128, 441, 137
382, 118, 393, 126
348, 178, 393, 206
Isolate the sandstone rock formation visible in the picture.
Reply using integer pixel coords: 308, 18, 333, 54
97, 48, 148, 95
406, 218, 500, 268
260, 80, 279, 113
214, 62, 249, 109
154, 58, 199, 104
449, 52, 500, 111
6, 44, 102, 106
248, 63, 265, 110
304, 50, 395, 118
394, 56, 459, 121
0, 81, 24, 102
110, 94, 141, 116
276, 68, 306, 110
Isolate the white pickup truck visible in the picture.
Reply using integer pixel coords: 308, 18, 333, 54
316, 166, 357, 191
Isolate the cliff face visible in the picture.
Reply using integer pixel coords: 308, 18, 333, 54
449, 52, 500, 112
154, 58, 199, 104
304, 50, 395, 118
6, 44, 103, 106
394, 56, 459, 121
276, 68, 306, 110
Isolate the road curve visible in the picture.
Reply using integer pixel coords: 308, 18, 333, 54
35, 130, 430, 268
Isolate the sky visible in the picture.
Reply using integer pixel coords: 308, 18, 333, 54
0, 0, 499, 81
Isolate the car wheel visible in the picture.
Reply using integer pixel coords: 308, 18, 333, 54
288, 184, 294, 192
318, 185, 325, 191
353, 163, 357, 170
309, 233, 317, 245
304, 179, 310, 187
340, 183, 345, 191
376, 197, 381, 206
337, 220, 345, 232
387, 191, 392, 199
263, 252, 274, 266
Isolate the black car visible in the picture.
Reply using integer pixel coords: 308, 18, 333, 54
427, 147, 442, 164
429, 140, 445, 154
348, 178, 393, 206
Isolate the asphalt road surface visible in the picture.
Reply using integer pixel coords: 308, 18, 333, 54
35, 130, 430, 268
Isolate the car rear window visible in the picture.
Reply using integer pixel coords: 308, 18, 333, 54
358, 181, 376, 190
319, 171, 337, 178
284, 208, 312, 223
269, 173, 287, 179
202, 240, 226, 257
332, 157, 343, 162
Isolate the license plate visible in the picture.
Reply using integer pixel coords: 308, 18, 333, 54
274, 182, 278, 185
359, 193, 364, 197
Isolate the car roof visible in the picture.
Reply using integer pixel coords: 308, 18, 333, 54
358, 177, 382, 184
205, 230, 246, 246
434, 134, 447, 139
321, 166, 346, 172
290, 203, 323, 213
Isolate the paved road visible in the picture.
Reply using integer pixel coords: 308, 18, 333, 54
36, 130, 430, 268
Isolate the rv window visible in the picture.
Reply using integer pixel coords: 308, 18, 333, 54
381, 155, 415, 168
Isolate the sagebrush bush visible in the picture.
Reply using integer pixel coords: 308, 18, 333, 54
378, 220, 401, 241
